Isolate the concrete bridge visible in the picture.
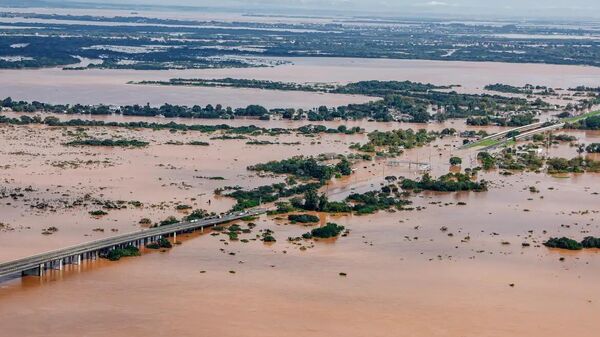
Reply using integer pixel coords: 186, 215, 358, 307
481, 122, 565, 151
461, 121, 557, 150
0, 208, 266, 282
477, 121, 549, 143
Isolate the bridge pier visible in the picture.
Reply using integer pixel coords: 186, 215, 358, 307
46, 259, 62, 270
22, 265, 44, 277
71, 255, 80, 265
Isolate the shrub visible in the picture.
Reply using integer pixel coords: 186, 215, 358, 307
449, 156, 462, 166
146, 238, 172, 249
581, 236, 600, 248
159, 216, 179, 226
105, 245, 140, 261
543, 237, 582, 250
309, 222, 345, 239
262, 235, 276, 242
288, 214, 320, 223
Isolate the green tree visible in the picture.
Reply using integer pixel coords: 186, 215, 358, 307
303, 189, 319, 211
449, 156, 462, 166
318, 193, 329, 211
335, 158, 353, 176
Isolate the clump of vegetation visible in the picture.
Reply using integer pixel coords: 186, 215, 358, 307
585, 143, 600, 153
288, 214, 320, 223
104, 245, 140, 261
261, 229, 276, 242
552, 134, 577, 142
581, 237, 600, 248
184, 209, 212, 221
477, 151, 496, 170
546, 157, 600, 173
544, 237, 582, 250
346, 190, 411, 214
449, 156, 462, 166
146, 237, 172, 249
484, 83, 535, 95
89, 210, 108, 216
544, 236, 600, 250
187, 141, 210, 146
307, 223, 345, 239
467, 113, 539, 127
267, 201, 296, 215
401, 173, 487, 192
64, 138, 149, 147
248, 156, 352, 181
544, 237, 580, 250
41, 226, 59, 235
351, 129, 437, 155
159, 216, 179, 226
321, 201, 353, 213
291, 190, 353, 213
225, 182, 321, 210
297, 124, 363, 135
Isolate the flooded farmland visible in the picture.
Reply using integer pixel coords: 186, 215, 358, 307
0, 115, 599, 337
1, 5, 600, 336
2, 57, 600, 108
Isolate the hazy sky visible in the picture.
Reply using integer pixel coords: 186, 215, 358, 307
65, 0, 600, 18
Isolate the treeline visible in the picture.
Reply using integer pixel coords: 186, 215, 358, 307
1, 78, 546, 123
135, 78, 331, 92
484, 83, 553, 95
0, 114, 359, 137
64, 138, 149, 148
1, 97, 269, 119
484, 83, 534, 94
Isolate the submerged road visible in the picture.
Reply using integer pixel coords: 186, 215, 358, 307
0, 208, 266, 281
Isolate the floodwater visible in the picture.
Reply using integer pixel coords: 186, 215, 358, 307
2, 7, 600, 335
0, 64, 373, 109
0, 118, 599, 336
2, 57, 600, 108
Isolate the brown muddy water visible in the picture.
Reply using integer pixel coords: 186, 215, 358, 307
0, 119, 599, 336
2, 57, 600, 108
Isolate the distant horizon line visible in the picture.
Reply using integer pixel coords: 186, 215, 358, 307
2, 0, 600, 21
